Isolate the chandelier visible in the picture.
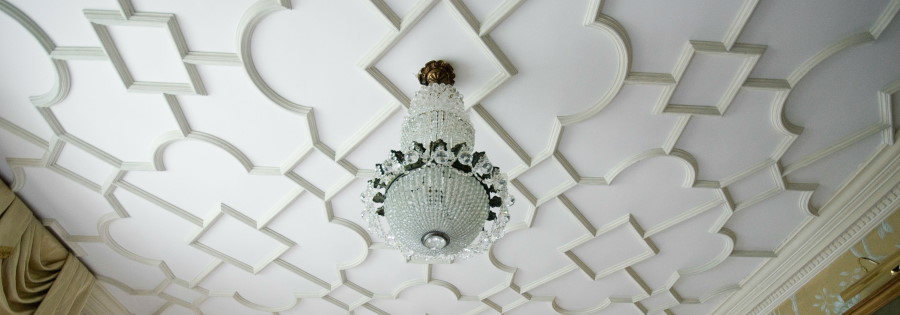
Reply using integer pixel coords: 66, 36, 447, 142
361, 60, 512, 262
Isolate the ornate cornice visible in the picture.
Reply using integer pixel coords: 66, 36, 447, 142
715, 142, 900, 314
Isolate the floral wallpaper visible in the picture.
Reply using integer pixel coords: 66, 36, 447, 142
772, 208, 900, 315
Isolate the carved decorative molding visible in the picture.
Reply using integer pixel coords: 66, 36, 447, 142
0, 0, 896, 313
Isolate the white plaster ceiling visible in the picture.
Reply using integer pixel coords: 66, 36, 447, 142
0, 0, 898, 314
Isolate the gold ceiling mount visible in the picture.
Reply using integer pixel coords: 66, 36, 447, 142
417, 60, 455, 86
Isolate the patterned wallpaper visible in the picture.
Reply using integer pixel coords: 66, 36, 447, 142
773, 207, 900, 315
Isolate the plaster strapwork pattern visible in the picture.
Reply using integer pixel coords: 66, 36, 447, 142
0, 0, 898, 314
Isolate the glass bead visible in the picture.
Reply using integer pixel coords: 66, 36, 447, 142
457, 152, 473, 165
433, 148, 452, 164
495, 178, 507, 191
474, 157, 493, 175
383, 159, 400, 173
405, 151, 420, 164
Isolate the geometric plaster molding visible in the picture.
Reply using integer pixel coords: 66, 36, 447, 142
85, 10, 206, 95
0, 0, 895, 312
0, 0, 70, 108
82, 282, 131, 315
358, 0, 518, 110
554, 9, 630, 130
236, 0, 312, 115
555, 0, 630, 126
187, 204, 295, 274
656, 40, 766, 117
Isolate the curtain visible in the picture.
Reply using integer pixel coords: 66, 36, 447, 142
0, 180, 95, 315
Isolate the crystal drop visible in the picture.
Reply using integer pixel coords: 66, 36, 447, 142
405, 151, 420, 164
495, 178, 508, 191
360, 192, 367, 202
458, 152, 473, 165
474, 157, 493, 175
433, 148, 452, 164
383, 159, 399, 173
507, 194, 515, 206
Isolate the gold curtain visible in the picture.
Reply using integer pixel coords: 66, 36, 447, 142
0, 181, 95, 315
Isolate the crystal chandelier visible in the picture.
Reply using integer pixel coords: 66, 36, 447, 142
361, 60, 512, 262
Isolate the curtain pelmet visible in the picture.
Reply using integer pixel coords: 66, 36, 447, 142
0, 181, 95, 314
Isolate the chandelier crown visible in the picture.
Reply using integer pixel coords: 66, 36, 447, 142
417, 60, 455, 86
362, 60, 511, 263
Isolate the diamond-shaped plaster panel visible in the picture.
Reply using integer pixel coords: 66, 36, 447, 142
373, 0, 510, 106
190, 207, 293, 273
670, 50, 753, 107
86, 10, 205, 95
661, 41, 764, 115
567, 217, 655, 280
105, 24, 190, 83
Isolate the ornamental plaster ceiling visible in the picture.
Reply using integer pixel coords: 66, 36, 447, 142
0, 0, 899, 314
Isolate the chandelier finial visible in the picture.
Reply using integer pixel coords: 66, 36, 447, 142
417, 60, 455, 86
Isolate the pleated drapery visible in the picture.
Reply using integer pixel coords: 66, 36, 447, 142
0, 180, 95, 314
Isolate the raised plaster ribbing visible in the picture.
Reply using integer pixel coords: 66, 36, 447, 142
0, 0, 896, 314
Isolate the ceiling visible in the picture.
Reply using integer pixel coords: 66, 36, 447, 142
0, 0, 898, 314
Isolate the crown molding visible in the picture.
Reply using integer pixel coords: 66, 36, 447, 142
714, 141, 900, 314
